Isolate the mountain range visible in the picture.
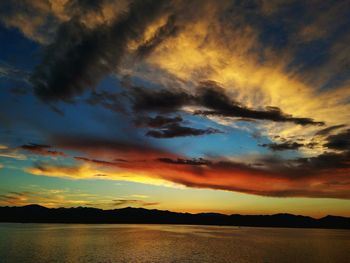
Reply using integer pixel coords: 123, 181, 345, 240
0, 205, 349, 229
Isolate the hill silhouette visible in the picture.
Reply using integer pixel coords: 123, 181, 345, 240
0, 205, 349, 229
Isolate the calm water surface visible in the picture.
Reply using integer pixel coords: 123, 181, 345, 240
0, 223, 349, 263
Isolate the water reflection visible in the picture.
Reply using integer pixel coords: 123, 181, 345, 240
0, 224, 349, 263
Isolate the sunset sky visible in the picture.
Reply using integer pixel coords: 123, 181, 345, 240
0, 0, 349, 217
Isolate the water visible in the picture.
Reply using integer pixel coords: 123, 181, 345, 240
0, 224, 349, 263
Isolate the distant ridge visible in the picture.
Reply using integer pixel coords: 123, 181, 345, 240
0, 205, 349, 229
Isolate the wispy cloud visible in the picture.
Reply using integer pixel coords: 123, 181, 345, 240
0, 145, 26, 160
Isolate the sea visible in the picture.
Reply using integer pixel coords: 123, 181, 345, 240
0, 223, 349, 263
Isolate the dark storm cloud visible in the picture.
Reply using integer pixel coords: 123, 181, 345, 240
146, 124, 222, 138
128, 81, 324, 126
296, 151, 350, 170
260, 141, 303, 151
65, 0, 111, 15
194, 81, 324, 126
315, 124, 347, 136
20, 143, 66, 157
129, 86, 193, 112
135, 115, 183, 128
31, 0, 169, 101
324, 129, 350, 151
135, 114, 221, 139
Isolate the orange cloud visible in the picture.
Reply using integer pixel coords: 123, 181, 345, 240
25, 151, 350, 199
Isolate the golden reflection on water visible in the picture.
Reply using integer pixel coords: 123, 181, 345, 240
0, 224, 349, 263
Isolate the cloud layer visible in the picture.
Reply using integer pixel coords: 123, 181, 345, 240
1, 0, 350, 204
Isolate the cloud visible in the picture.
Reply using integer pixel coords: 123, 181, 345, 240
2, 1, 349, 129
296, 151, 350, 170
146, 124, 222, 138
0, 188, 112, 208
135, 114, 222, 139
134, 0, 349, 147
0, 192, 29, 205
0, 0, 60, 43
0, 61, 29, 83
0, 0, 129, 43
53, 134, 175, 160
136, 14, 179, 58
260, 141, 303, 151
2, 0, 350, 203
153, 155, 350, 199
20, 143, 67, 157
129, 194, 148, 199
24, 148, 350, 199
127, 81, 324, 126
129, 85, 192, 113
193, 81, 325, 126
65, 0, 114, 16
158, 157, 211, 165
74, 156, 126, 167
0, 145, 27, 160
324, 129, 350, 151
31, 0, 170, 101
134, 115, 183, 128
86, 91, 124, 112
315, 124, 347, 136
25, 161, 180, 188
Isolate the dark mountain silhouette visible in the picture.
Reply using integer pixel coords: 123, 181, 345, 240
0, 205, 349, 229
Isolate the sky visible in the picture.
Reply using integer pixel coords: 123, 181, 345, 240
0, 0, 349, 217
